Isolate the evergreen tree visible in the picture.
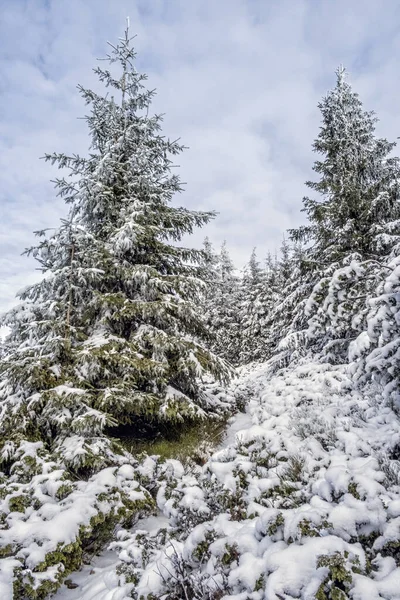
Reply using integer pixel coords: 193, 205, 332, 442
204, 242, 242, 365
200, 236, 220, 315
264, 252, 281, 313
277, 237, 292, 287
201, 237, 219, 284
239, 248, 267, 364
264, 241, 310, 368
292, 66, 399, 262
245, 251, 282, 363
0, 29, 230, 474
289, 67, 400, 363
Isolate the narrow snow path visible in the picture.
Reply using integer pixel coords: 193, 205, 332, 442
51, 549, 123, 600
219, 409, 253, 449
52, 409, 252, 599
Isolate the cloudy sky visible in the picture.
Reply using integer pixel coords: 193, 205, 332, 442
1, 0, 400, 313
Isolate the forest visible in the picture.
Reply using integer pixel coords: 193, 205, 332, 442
1, 27, 400, 600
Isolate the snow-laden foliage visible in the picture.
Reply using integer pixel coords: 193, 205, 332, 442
295, 68, 400, 364
239, 249, 269, 365
52, 361, 400, 600
245, 67, 400, 370
293, 67, 400, 263
350, 246, 400, 410
0, 442, 154, 599
202, 240, 242, 366
0, 28, 231, 475
0, 28, 235, 598
263, 242, 310, 370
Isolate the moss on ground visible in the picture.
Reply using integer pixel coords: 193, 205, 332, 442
118, 417, 229, 464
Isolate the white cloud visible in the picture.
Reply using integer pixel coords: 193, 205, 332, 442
1, 0, 400, 312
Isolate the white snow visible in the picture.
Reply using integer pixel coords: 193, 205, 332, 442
4, 359, 400, 599
220, 409, 254, 449
53, 514, 169, 600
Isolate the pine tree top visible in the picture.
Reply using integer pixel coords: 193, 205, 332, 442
290, 66, 400, 263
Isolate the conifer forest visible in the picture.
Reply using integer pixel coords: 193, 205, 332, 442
2, 13, 400, 600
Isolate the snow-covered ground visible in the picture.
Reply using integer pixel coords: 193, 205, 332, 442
52, 360, 400, 599
52, 409, 253, 600
53, 515, 169, 600
219, 409, 254, 450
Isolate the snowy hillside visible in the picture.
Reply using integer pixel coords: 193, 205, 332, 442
50, 361, 400, 599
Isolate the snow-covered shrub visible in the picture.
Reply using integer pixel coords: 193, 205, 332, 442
64, 361, 399, 600
0, 441, 154, 598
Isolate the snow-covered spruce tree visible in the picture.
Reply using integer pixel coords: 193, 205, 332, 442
239, 248, 268, 364
276, 236, 292, 288
0, 29, 230, 476
257, 252, 282, 360
289, 67, 400, 363
263, 241, 311, 369
200, 236, 219, 324
241, 250, 283, 364
203, 241, 242, 365
258, 241, 290, 362
201, 237, 219, 288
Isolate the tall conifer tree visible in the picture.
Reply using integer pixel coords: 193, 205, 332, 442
0, 28, 230, 473
287, 67, 400, 362
203, 241, 242, 365
264, 241, 310, 368
239, 249, 267, 364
